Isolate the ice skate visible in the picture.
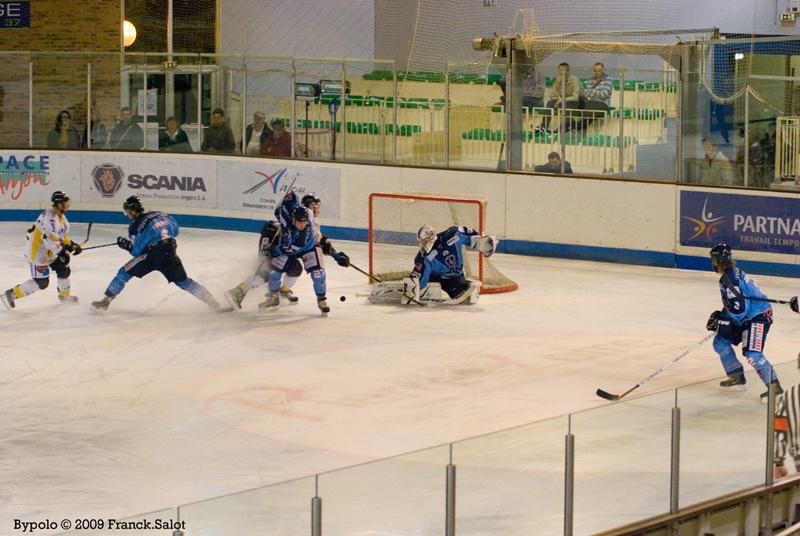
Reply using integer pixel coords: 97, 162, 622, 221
258, 291, 280, 311
58, 295, 79, 305
317, 296, 330, 316
90, 296, 113, 312
760, 382, 784, 403
224, 285, 247, 310
280, 286, 299, 304
719, 372, 747, 391
1, 289, 15, 310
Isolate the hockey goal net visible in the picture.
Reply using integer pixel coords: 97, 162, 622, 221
368, 193, 518, 294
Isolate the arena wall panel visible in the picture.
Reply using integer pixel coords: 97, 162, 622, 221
1, 150, 799, 278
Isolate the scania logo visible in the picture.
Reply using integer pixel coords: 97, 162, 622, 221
127, 174, 207, 191
91, 163, 124, 197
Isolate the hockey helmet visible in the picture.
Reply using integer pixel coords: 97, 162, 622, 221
417, 224, 437, 253
301, 194, 321, 208
710, 243, 732, 264
292, 206, 309, 222
122, 195, 144, 214
51, 190, 70, 206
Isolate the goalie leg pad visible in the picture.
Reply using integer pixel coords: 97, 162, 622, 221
369, 281, 405, 304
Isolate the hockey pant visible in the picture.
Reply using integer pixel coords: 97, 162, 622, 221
12, 252, 73, 300
269, 247, 325, 297
103, 238, 215, 305
714, 312, 778, 385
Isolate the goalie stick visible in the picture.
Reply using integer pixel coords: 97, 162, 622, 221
596, 333, 715, 401
337, 255, 425, 307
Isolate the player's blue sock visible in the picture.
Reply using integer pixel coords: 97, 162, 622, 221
175, 278, 208, 299
713, 335, 744, 376
745, 351, 778, 385
310, 269, 326, 297
106, 267, 132, 297
268, 271, 282, 292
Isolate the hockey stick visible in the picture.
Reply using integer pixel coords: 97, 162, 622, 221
82, 242, 117, 251
596, 333, 715, 401
80, 222, 93, 245
338, 255, 425, 307
720, 272, 795, 308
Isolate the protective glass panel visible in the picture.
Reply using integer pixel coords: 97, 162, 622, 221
318, 445, 449, 535
572, 389, 674, 534
453, 415, 567, 535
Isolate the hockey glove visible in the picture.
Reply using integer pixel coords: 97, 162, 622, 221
333, 251, 350, 267
319, 235, 333, 256
67, 242, 82, 255
706, 310, 721, 332
791, 296, 799, 314
116, 236, 132, 252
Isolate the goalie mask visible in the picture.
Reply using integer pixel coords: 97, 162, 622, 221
417, 225, 437, 254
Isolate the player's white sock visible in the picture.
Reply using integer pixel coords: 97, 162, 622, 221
57, 278, 77, 303
15, 280, 40, 298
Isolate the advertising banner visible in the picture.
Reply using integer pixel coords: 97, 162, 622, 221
0, 151, 80, 204
680, 190, 800, 255
80, 153, 216, 209
217, 160, 341, 218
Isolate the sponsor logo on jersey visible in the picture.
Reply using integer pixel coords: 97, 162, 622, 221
447, 235, 459, 246
91, 163, 124, 197
749, 323, 765, 352
683, 198, 725, 241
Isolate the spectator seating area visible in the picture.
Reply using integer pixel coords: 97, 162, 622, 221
268, 69, 677, 173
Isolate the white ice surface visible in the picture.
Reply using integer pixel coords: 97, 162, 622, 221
2, 222, 799, 535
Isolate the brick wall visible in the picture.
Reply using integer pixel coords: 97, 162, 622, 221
0, 0, 122, 147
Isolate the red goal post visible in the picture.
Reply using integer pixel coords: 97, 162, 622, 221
368, 192, 518, 294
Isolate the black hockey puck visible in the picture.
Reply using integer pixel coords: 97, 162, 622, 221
339, 295, 346, 302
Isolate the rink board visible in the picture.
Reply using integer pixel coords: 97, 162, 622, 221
1, 149, 799, 277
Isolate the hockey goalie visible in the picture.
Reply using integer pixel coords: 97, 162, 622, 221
370, 225, 498, 306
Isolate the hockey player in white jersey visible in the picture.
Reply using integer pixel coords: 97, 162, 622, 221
1, 191, 82, 309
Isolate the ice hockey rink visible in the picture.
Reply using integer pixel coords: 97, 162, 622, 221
2, 222, 800, 535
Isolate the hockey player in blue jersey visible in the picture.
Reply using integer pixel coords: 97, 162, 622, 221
706, 243, 782, 400
90, 196, 223, 312
404, 224, 497, 305
260, 205, 331, 314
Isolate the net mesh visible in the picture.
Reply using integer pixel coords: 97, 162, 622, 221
375, 0, 704, 75
369, 193, 518, 294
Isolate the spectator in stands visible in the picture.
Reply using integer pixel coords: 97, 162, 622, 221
80, 103, 108, 149
582, 62, 613, 127
108, 106, 144, 151
201, 108, 236, 154
541, 63, 585, 131
701, 137, 736, 186
46, 110, 80, 149
159, 116, 192, 153
243, 111, 272, 155
260, 119, 292, 158
534, 151, 573, 174
521, 66, 544, 108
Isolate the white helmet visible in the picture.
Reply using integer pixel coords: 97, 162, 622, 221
417, 224, 437, 253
